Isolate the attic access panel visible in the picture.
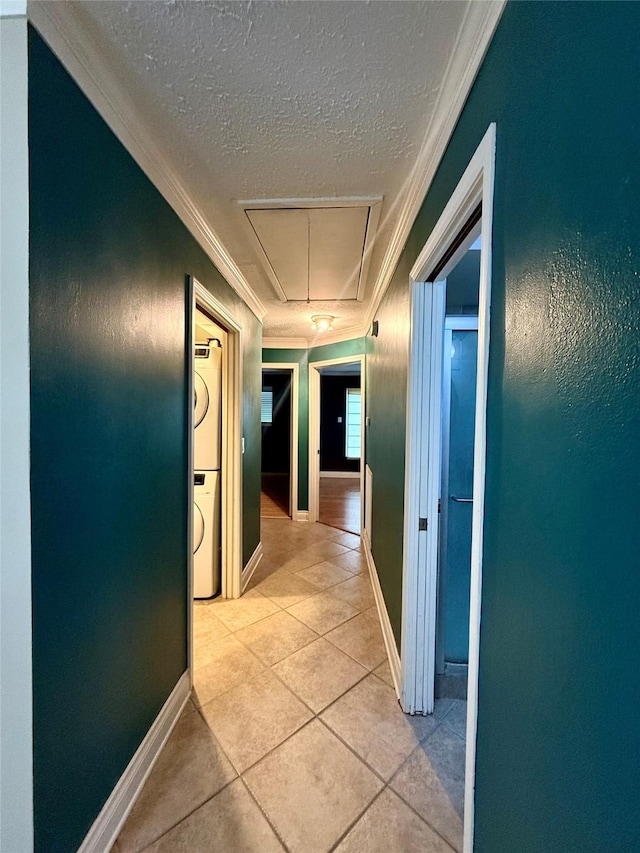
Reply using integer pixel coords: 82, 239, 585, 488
245, 205, 373, 302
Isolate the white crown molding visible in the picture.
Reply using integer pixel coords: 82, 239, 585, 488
263, 323, 368, 350
364, 0, 506, 330
27, 1, 267, 322
263, 337, 309, 350
308, 324, 368, 348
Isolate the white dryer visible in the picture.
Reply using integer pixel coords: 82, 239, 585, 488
193, 470, 221, 598
194, 343, 222, 471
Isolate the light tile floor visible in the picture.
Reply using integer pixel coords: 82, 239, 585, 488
116, 518, 466, 853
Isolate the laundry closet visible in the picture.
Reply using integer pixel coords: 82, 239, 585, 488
193, 307, 226, 599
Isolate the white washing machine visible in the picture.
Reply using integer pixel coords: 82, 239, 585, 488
193, 470, 221, 598
194, 343, 222, 471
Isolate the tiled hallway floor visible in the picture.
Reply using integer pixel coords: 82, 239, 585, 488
116, 519, 466, 853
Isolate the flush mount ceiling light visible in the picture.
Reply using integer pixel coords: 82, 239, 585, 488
311, 314, 334, 333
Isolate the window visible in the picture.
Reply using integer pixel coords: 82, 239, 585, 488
345, 388, 362, 459
261, 388, 273, 424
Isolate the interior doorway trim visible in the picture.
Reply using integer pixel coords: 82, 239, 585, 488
261, 362, 300, 520
400, 124, 495, 853
191, 279, 243, 649
308, 354, 365, 529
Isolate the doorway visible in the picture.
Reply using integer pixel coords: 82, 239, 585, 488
188, 278, 243, 628
436, 299, 480, 698
319, 362, 362, 533
308, 355, 365, 534
401, 125, 495, 853
261, 368, 293, 518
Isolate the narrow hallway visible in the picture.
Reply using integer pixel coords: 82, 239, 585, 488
116, 520, 466, 852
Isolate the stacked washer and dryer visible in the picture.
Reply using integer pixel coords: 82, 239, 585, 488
193, 340, 222, 598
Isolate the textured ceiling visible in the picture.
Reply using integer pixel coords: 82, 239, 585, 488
70, 1, 480, 338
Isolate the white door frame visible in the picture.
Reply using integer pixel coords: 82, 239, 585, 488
0, 13, 33, 849
400, 124, 495, 853
308, 354, 365, 529
190, 280, 243, 661
261, 362, 300, 520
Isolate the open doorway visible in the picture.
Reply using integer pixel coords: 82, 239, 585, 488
188, 277, 244, 622
436, 251, 480, 702
318, 362, 362, 533
401, 126, 495, 853
261, 368, 293, 518
308, 355, 365, 535
193, 307, 226, 600
260, 361, 299, 522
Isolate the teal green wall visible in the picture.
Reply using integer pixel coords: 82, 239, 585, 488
366, 263, 411, 640
263, 338, 366, 511
28, 29, 260, 852
367, 2, 640, 849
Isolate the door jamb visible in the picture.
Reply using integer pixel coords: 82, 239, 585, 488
261, 362, 300, 520
308, 354, 365, 530
400, 124, 495, 853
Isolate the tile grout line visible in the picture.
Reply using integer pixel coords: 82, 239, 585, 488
382, 717, 464, 853
326, 786, 388, 852
194, 561, 380, 716
183, 703, 306, 853
316, 702, 466, 852
134, 771, 238, 852
121, 703, 242, 851
130, 523, 408, 851
134, 710, 455, 853
196, 545, 386, 725
386, 776, 461, 853
237, 714, 382, 853
237, 776, 292, 853
196, 577, 370, 712
192, 522, 460, 850
196, 650, 377, 785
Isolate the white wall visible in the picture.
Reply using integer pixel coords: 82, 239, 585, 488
0, 9, 34, 851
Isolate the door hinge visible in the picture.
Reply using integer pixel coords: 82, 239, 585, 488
419, 517, 428, 532
438, 499, 441, 513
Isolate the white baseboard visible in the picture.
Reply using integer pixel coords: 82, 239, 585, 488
362, 529, 402, 700
293, 510, 309, 522
320, 471, 360, 479
242, 541, 263, 593
78, 671, 190, 853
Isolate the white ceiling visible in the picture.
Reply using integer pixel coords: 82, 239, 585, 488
33, 1, 503, 342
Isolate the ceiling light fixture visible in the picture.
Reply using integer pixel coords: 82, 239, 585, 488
311, 314, 334, 333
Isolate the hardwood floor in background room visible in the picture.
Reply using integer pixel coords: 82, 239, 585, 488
319, 478, 360, 535
261, 474, 290, 519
